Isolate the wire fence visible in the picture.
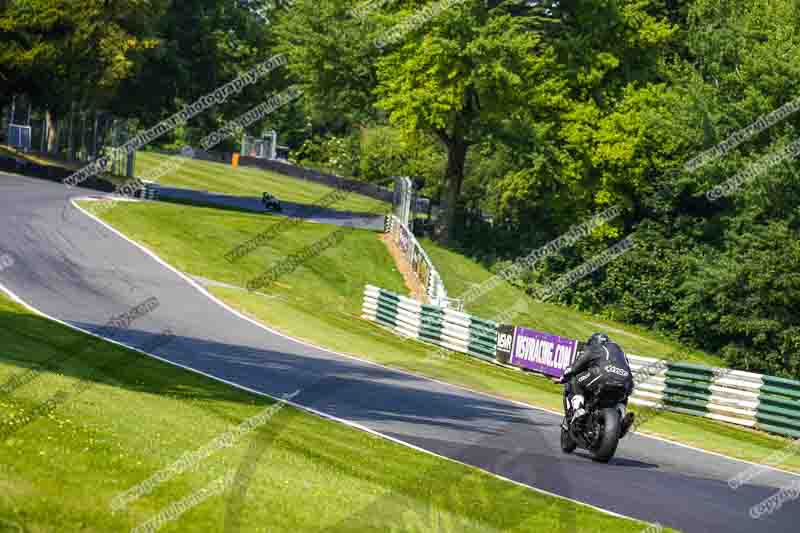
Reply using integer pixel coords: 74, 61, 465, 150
2, 95, 136, 177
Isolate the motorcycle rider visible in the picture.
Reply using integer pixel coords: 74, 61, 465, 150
560, 333, 636, 437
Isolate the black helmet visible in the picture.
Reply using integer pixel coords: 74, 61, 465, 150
587, 332, 609, 346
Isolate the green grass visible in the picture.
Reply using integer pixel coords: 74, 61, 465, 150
0, 296, 665, 532
0, 146, 391, 216
83, 200, 406, 316
0, 144, 133, 191
136, 151, 388, 214
80, 200, 800, 474
423, 239, 724, 367
0, 144, 82, 171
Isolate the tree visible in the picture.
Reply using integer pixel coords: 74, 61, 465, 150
112, 0, 286, 145
374, 1, 566, 242
274, 0, 383, 131
0, 0, 166, 151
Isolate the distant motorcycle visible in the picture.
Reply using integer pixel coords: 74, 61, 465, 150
262, 192, 282, 212
560, 380, 630, 462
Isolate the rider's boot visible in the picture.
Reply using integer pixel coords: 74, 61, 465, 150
568, 395, 586, 426
620, 413, 636, 438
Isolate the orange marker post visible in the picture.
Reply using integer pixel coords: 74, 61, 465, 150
232, 153, 240, 169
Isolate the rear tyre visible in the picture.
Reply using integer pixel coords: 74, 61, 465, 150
591, 408, 620, 463
561, 427, 577, 454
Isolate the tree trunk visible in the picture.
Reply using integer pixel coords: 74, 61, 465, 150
46, 110, 58, 154
441, 137, 468, 243
67, 106, 75, 160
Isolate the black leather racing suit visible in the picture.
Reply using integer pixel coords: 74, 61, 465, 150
563, 341, 635, 416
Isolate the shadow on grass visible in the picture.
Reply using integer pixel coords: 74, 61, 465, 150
3, 311, 795, 533
0, 310, 535, 438
153, 189, 387, 228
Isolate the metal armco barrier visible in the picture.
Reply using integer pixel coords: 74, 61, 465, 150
361, 285, 496, 361
628, 355, 800, 438
385, 215, 451, 308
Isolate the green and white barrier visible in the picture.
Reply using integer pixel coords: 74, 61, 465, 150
361, 285, 496, 362
755, 375, 800, 438
362, 284, 800, 439
138, 180, 159, 200
628, 355, 800, 438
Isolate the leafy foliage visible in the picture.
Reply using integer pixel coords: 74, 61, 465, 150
5, 0, 800, 376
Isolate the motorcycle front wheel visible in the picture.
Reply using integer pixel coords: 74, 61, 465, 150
591, 407, 621, 463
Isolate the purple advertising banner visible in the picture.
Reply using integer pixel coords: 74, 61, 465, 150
508, 327, 578, 378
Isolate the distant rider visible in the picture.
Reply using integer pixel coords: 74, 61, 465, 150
560, 333, 636, 437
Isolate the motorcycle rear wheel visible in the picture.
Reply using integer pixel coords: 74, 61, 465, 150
591, 407, 621, 463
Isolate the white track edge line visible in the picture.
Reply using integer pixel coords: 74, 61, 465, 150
66, 196, 800, 482
0, 280, 642, 525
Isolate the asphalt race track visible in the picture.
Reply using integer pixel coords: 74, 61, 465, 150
154, 184, 386, 230
1, 172, 799, 532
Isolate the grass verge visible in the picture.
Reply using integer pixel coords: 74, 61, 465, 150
0, 145, 81, 171
81, 200, 800, 474
136, 151, 388, 214
0, 294, 663, 532
423, 240, 723, 366
0, 146, 390, 215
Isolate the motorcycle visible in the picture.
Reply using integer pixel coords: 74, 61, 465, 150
262, 192, 282, 212
560, 380, 631, 462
